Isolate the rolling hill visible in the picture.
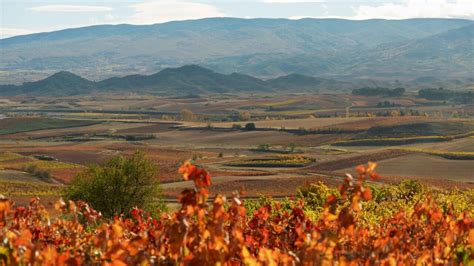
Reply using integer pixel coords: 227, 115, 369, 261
0, 18, 473, 85
0, 65, 356, 96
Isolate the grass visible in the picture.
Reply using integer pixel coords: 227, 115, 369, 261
396, 148, 474, 160
0, 180, 62, 196
333, 126, 474, 146
364, 121, 474, 138
315, 146, 350, 155
226, 155, 313, 168
67, 112, 142, 118
262, 99, 301, 107
332, 136, 448, 146
0, 152, 83, 172
0, 152, 24, 162
19, 160, 83, 170
0, 117, 99, 135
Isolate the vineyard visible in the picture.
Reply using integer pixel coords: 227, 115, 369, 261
226, 155, 313, 168
0, 161, 473, 265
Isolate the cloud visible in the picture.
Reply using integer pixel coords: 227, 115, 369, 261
29, 5, 113, 13
354, 0, 474, 19
104, 14, 117, 22
0, 28, 36, 39
128, 1, 226, 24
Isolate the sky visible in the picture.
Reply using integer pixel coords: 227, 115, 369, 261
1, 0, 473, 38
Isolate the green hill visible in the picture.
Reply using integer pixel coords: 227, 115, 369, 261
0, 65, 355, 96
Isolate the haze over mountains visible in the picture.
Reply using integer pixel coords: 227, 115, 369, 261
1, 18, 473, 87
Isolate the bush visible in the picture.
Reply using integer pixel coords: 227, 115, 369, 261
298, 182, 338, 211
257, 143, 271, 151
23, 164, 52, 181
64, 151, 165, 217
231, 124, 242, 130
244, 122, 256, 131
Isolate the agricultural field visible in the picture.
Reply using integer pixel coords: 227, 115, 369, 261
348, 153, 474, 184
0, 92, 473, 199
0, 117, 98, 135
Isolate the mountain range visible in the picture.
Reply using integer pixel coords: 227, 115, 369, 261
0, 18, 473, 86
0, 65, 358, 96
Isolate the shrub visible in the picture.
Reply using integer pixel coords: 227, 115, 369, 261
257, 143, 271, 151
23, 164, 52, 181
231, 124, 242, 130
244, 122, 256, 130
64, 151, 165, 217
298, 181, 338, 211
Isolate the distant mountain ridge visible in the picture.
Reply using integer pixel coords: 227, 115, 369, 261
0, 18, 473, 85
0, 65, 358, 96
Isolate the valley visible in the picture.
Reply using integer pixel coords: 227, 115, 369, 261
1, 91, 472, 206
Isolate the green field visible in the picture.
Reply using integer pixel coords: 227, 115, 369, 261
363, 121, 474, 138
397, 148, 474, 160
226, 155, 313, 168
332, 136, 448, 146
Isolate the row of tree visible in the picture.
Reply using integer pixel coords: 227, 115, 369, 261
418, 88, 473, 103
352, 87, 405, 97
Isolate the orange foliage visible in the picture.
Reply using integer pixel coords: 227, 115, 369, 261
0, 162, 472, 265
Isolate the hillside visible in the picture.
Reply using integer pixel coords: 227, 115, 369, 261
0, 18, 473, 84
343, 24, 474, 79
0, 65, 356, 96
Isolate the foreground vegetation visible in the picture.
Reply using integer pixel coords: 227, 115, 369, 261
65, 151, 166, 217
0, 160, 472, 265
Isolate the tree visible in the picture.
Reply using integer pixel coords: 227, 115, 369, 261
244, 122, 256, 131
239, 111, 251, 121
65, 151, 165, 217
181, 109, 194, 121
232, 124, 242, 130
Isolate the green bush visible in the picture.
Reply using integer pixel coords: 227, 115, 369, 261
298, 182, 338, 211
64, 151, 166, 217
244, 123, 256, 131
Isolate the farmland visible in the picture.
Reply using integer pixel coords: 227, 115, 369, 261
0, 117, 98, 135
0, 92, 473, 201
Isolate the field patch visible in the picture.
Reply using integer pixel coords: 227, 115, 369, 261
0, 117, 98, 135
305, 149, 411, 172
226, 155, 313, 168
333, 136, 449, 146
342, 153, 474, 183
363, 121, 474, 138
189, 117, 364, 130
115, 123, 179, 134
0, 180, 62, 196
0, 152, 84, 183
397, 148, 474, 160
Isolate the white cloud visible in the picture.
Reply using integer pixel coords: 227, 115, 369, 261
128, 1, 225, 24
354, 0, 474, 19
0, 28, 36, 39
104, 13, 117, 22
29, 5, 113, 13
